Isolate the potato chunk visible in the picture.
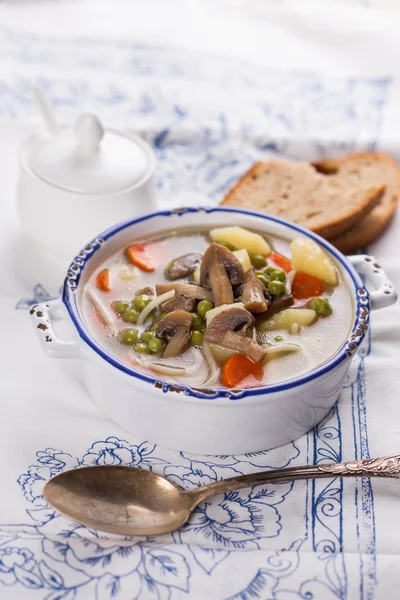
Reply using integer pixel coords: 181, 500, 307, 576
118, 266, 140, 281
210, 226, 271, 256
257, 308, 317, 332
208, 343, 239, 365
192, 267, 200, 284
232, 249, 252, 272
291, 237, 338, 286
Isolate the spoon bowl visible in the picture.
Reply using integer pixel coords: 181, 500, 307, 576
44, 466, 196, 536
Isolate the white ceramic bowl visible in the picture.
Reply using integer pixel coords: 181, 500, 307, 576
31, 207, 397, 455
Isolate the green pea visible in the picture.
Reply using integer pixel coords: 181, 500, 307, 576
164, 262, 173, 280
191, 313, 204, 331
113, 301, 129, 315
134, 342, 150, 354
123, 308, 140, 323
119, 328, 139, 345
148, 337, 165, 353
275, 335, 284, 342
265, 266, 276, 275
250, 254, 267, 269
134, 294, 152, 311
140, 331, 155, 343
256, 273, 270, 288
197, 300, 214, 317
268, 280, 286, 296
190, 330, 204, 346
150, 324, 158, 333
270, 268, 286, 282
217, 240, 235, 251
308, 296, 332, 317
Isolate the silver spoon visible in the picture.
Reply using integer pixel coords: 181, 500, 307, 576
44, 454, 400, 536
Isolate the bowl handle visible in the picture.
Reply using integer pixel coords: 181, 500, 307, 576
30, 298, 83, 358
348, 254, 398, 310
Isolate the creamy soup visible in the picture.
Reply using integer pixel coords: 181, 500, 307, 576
81, 226, 353, 389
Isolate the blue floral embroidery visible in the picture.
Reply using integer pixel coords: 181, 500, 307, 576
0, 548, 37, 586
18, 466, 53, 508
15, 284, 60, 310
81, 437, 166, 470
188, 546, 229, 575
176, 485, 293, 550
36, 450, 80, 473
0, 426, 349, 599
207, 443, 301, 469
0, 438, 190, 597
0, 436, 302, 598
164, 460, 243, 489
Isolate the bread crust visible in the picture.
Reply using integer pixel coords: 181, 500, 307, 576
311, 184, 384, 239
221, 152, 400, 252
329, 209, 396, 253
318, 153, 400, 252
221, 162, 265, 206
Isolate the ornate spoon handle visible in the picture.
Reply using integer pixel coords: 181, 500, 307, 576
189, 455, 400, 504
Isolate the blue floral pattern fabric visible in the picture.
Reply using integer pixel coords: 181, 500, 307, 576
2, 311, 376, 599
0, 26, 391, 599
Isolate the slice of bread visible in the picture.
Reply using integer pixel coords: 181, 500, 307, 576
315, 153, 400, 253
221, 159, 385, 239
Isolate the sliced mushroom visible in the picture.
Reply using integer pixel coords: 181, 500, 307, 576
156, 282, 213, 313
233, 283, 243, 300
240, 269, 270, 313
135, 286, 154, 296
156, 310, 194, 358
156, 283, 213, 301
206, 302, 245, 326
204, 306, 265, 362
165, 253, 202, 280
205, 306, 253, 339
200, 243, 244, 306
217, 331, 266, 362
162, 295, 196, 313
265, 294, 294, 318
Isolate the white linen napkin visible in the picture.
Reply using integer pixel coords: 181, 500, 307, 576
0, 5, 399, 599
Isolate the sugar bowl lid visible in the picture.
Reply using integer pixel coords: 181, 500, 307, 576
29, 113, 152, 194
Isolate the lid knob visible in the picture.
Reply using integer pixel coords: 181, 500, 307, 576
74, 113, 104, 154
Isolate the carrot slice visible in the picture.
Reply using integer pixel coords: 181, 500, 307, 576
126, 244, 156, 272
96, 269, 110, 292
270, 251, 292, 273
221, 354, 264, 389
291, 272, 323, 300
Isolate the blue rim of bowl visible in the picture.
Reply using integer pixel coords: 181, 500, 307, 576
62, 206, 370, 400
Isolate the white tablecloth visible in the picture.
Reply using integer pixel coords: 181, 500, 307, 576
0, 2, 399, 599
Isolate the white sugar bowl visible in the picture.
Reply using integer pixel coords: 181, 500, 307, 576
17, 112, 156, 258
